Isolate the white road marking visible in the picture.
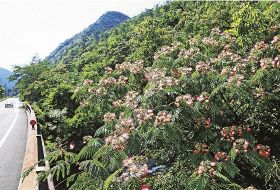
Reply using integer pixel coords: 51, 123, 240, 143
0, 108, 19, 148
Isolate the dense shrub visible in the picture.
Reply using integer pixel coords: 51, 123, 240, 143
17, 2, 280, 190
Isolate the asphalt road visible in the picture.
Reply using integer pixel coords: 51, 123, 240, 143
0, 98, 28, 190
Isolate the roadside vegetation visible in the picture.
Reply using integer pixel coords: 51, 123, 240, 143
13, 2, 280, 190
0, 84, 6, 100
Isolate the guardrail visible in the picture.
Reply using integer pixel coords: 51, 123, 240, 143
36, 123, 55, 190
18, 104, 55, 190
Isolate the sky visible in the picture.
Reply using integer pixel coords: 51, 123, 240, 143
0, 0, 164, 70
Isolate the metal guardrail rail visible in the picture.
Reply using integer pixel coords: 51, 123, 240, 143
36, 127, 55, 190
26, 105, 55, 190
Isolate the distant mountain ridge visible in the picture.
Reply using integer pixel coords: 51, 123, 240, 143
0, 67, 15, 92
47, 11, 130, 63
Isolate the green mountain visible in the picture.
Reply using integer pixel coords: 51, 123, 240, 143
13, 1, 280, 190
46, 11, 129, 63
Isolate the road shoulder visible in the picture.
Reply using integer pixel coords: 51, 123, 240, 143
18, 109, 37, 190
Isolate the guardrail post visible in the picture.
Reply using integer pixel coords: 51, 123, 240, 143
36, 166, 49, 190
36, 133, 55, 190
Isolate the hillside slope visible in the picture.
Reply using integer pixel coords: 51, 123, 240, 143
14, 2, 280, 190
0, 67, 15, 92
46, 11, 129, 63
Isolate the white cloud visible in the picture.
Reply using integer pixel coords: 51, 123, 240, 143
0, 0, 163, 70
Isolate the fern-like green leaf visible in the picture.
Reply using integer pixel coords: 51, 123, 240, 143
223, 161, 240, 178
229, 149, 237, 161
103, 168, 123, 190
215, 172, 230, 182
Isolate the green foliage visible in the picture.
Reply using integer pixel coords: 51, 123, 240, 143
16, 1, 280, 190
103, 168, 123, 190
0, 84, 5, 99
